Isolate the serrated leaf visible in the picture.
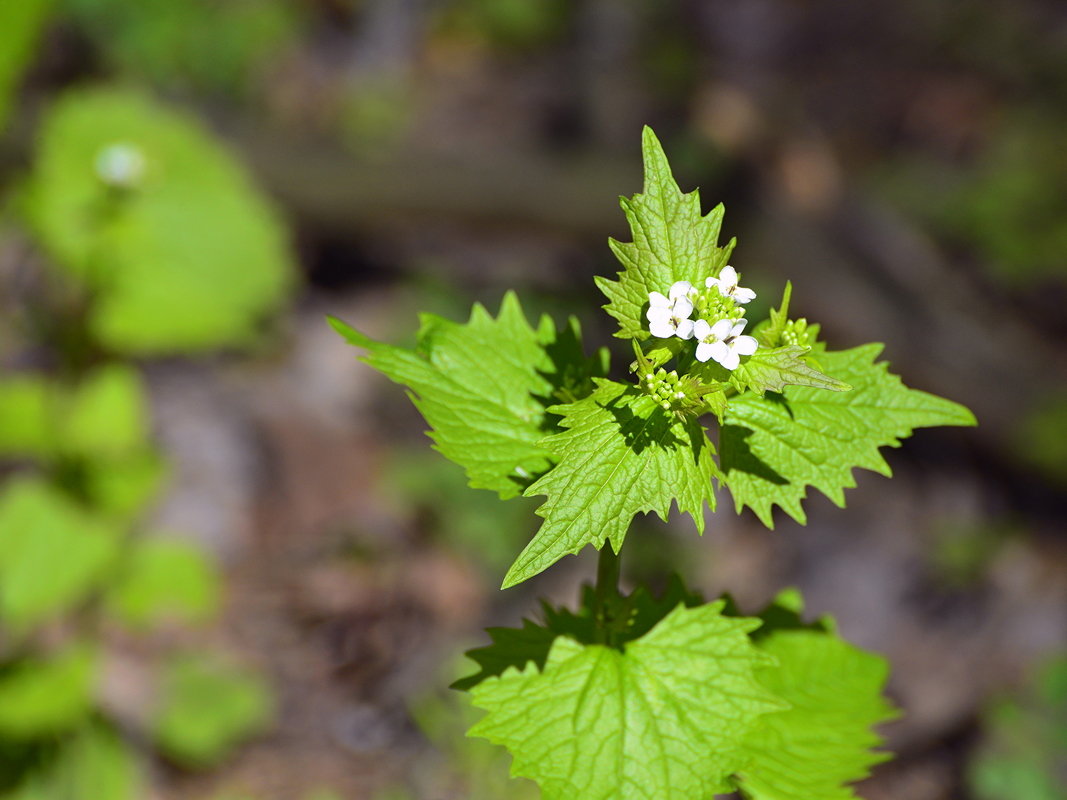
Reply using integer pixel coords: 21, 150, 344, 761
729, 346, 850, 395
331, 292, 607, 500
0, 478, 121, 632
469, 602, 784, 800
455, 578, 702, 691
504, 379, 717, 588
735, 629, 897, 800
22, 87, 293, 354
721, 344, 977, 526
596, 126, 735, 340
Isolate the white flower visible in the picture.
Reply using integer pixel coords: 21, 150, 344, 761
693, 318, 758, 370
94, 142, 147, 189
705, 266, 756, 304
647, 288, 695, 339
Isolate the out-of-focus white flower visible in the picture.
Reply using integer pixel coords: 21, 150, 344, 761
95, 142, 147, 189
693, 318, 758, 370
705, 266, 756, 304
647, 289, 695, 340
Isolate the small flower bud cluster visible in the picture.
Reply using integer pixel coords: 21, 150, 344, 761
645, 266, 759, 371
644, 368, 687, 411
780, 318, 814, 348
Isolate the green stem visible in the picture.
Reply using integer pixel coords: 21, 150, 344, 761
593, 545, 621, 646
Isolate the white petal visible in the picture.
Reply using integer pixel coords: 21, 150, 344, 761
729, 319, 749, 337
669, 281, 694, 300
718, 265, 738, 286
718, 349, 741, 370
675, 318, 695, 340
734, 287, 756, 304
648, 291, 670, 309
707, 341, 730, 365
647, 306, 672, 324
704, 276, 719, 289
671, 296, 694, 319
692, 318, 712, 340
734, 335, 759, 356
649, 319, 676, 338
695, 341, 714, 362
709, 318, 734, 339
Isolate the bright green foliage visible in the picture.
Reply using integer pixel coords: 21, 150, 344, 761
469, 602, 783, 799
596, 127, 735, 340
0, 376, 53, 457
0, 478, 120, 632
455, 578, 702, 691
0, 646, 97, 739
21, 87, 292, 354
721, 344, 977, 526
3, 725, 140, 800
726, 345, 849, 396
504, 379, 717, 587
0, 367, 166, 518
734, 629, 897, 799
968, 654, 1067, 800
153, 655, 273, 768
330, 292, 608, 500
105, 537, 220, 629
0, 0, 53, 131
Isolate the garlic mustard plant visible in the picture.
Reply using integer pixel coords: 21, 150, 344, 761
331, 127, 976, 800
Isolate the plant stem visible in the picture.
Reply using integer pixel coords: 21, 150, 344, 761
593, 545, 621, 646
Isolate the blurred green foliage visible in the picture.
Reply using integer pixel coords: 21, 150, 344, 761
1016, 393, 1067, 486
21, 87, 293, 354
969, 654, 1067, 800
875, 114, 1067, 283
3, 725, 141, 800
0, 646, 96, 739
0, 478, 120, 634
0, 0, 53, 131
435, 0, 572, 51
153, 654, 274, 769
61, 0, 299, 93
1, 60, 289, 793
376, 659, 538, 800
383, 448, 538, 573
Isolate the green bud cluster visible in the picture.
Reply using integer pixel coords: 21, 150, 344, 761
643, 367, 688, 411
781, 318, 814, 347
694, 289, 745, 326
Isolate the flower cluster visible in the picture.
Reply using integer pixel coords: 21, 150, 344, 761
645, 266, 758, 371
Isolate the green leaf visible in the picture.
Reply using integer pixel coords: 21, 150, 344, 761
469, 602, 784, 800
455, 577, 704, 691
0, 0, 53, 132
105, 537, 220, 629
0, 376, 55, 458
330, 292, 607, 500
452, 619, 560, 692
0, 478, 121, 632
504, 379, 717, 588
596, 126, 736, 340
0, 646, 97, 739
153, 655, 273, 768
728, 346, 850, 396
21, 87, 293, 354
721, 344, 977, 526
4, 724, 140, 800
62, 365, 151, 458
735, 629, 897, 800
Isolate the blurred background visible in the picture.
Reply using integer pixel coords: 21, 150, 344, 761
1, 1, 1066, 798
